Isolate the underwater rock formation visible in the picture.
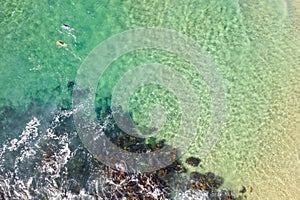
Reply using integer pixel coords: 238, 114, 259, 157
186, 156, 201, 167
0, 100, 238, 199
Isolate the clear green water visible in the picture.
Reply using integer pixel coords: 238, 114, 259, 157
1, 0, 299, 199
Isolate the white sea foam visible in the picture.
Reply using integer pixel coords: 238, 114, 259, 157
7, 117, 40, 152
0, 110, 83, 199
174, 189, 209, 200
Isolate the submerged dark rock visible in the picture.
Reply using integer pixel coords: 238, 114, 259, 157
239, 186, 246, 193
98, 167, 171, 199
190, 172, 224, 191
67, 81, 75, 90
186, 156, 201, 167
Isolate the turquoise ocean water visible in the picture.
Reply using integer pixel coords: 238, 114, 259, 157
0, 0, 299, 199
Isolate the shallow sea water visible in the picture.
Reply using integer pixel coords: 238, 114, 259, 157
0, 0, 299, 199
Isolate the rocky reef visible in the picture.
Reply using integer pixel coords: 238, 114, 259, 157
0, 98, 238, 200
77, 103, 238, 200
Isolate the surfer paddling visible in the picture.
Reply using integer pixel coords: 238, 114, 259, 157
61, 23, 73, 31
56, 40, 67, 47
